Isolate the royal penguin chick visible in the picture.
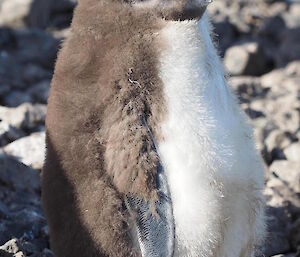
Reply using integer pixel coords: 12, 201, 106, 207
42, 0, 266, 256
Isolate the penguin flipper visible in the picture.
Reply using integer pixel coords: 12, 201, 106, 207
126, 165, 175, 257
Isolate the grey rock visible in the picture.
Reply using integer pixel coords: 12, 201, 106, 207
269, 161, 300, 193
2, 132, 45, 169
286, 61, 300, 76
14, 252, 25, 257
224, 42, 270, 76
269, 102, 300, 133
0, 239, 20, 254
258, 67, 300, 135
267, 2, 288, 17
0, 0, 33, 28
281, 77, 300, 94
261, 69, 285, 90
283, 3, 300, 29
0, 103, 47, 131
0, 237, 47, 257
284, 143, 300, 162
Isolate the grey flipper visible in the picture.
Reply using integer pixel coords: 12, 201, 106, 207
126, 164, 175, 257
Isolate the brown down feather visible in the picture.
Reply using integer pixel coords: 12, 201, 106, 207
42, 0, 206, 256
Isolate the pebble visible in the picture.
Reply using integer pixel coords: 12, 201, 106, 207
2, 132, 45, 170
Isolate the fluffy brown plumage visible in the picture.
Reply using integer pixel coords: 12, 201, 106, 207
42, 0, 207, 256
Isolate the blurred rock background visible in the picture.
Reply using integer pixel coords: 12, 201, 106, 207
0, 0, 299, 256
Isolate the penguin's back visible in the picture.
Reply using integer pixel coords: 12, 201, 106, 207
43, 1, 168, 256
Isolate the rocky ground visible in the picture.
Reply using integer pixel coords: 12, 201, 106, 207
0, 0, 299, 256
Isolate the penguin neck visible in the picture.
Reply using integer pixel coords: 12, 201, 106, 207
159, 14, 230, 111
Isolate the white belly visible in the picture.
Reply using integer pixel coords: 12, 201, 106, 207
157, 16, 265, 257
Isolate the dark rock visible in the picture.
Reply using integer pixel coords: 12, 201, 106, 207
0, 0, 75, 29
0, 156, 47, 253
263, 206, 291, 256
27, 0, 54, 29
0, 84, 10, 98
0, 28, 58, 96
212, 17, 237, 56
229, 76, 269, 103
244, 107, 265, 119
30, 0, 75, 29
0, 155, 40, 192
0, 249, 13, 257
21, 64, 52, 85
258, 15, 286, 43
3, 91, 33, 107
0, 28, 16, 49
0, 202, 9, 219
290, 218, 300, 251
276, 28, 300, 67
42, 249, 54, 257
28, 80, 50, 104
13, 29, 59, 69
0, 121, 25, 147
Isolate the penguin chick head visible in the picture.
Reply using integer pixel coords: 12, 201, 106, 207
126, 0, 212, 20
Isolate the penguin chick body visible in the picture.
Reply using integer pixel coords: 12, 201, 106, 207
42, 0, 265, 256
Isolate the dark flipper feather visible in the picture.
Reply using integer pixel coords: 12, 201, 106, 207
126, 164, 175, 257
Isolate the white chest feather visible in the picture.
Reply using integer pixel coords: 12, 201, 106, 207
157, 16, 265, 257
